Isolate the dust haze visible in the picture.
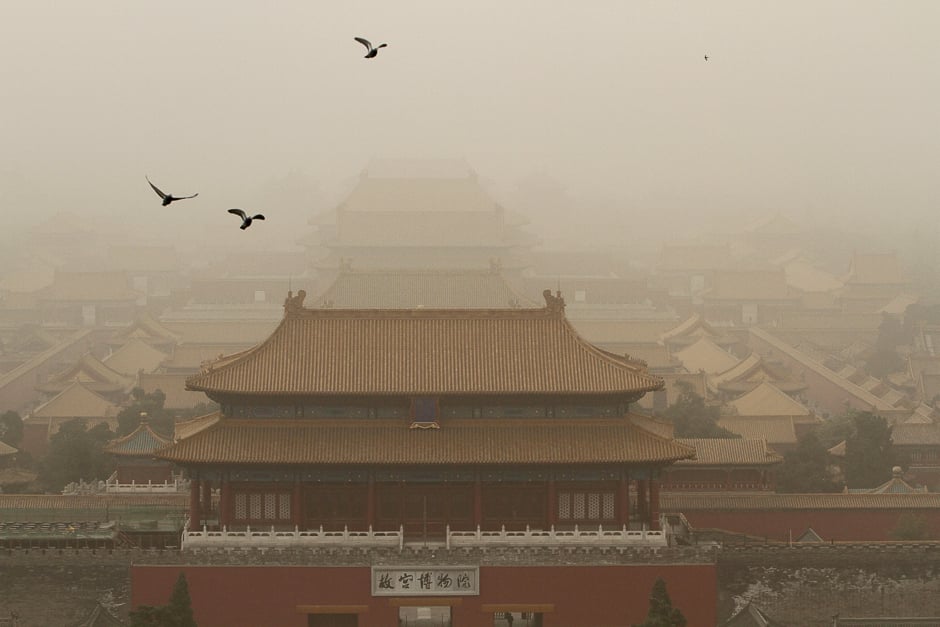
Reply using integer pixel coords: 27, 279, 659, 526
1, 1, 939, 253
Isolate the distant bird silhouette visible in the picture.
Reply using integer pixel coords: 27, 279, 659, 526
146, 176, 198, 206
704, 54, 709, 61
228, 208, 265, 230
354, 37, 387, 59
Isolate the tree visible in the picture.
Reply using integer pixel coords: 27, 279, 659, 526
117, 388, 171, 437
844, 412, 894, 489
660, 383, 739, 439
776, 431, 841, 493
130, 573, 197, 627
116, 388, 218, 438
890, 513, 931, 541
0, 410, 23, 448
38, 419, 115, 491
633, 578, 687, 627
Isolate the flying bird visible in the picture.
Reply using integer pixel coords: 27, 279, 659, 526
146, 176, 198, 206
228, 208, 265, 230
704, 54, 709, 61
354, 37, 387, 59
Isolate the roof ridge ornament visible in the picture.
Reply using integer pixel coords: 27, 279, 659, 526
284, 289, 307, 315
542, 289, 566, 314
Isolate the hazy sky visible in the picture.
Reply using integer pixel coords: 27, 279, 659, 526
2, 1, 939, 249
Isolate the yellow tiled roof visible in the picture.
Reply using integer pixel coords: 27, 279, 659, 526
173, 412, 221, 442
727, 382, 811, 417
103, 339, 168, 376
659, 314, 721, 344
187, 305, 665, 396
717, 417, 798, 445
156, 418, 695, 465
675, 438, 783, 466
37, 354, 134, 393
28, 382, 120, 419
675, 338, 739, 375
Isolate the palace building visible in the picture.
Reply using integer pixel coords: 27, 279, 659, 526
135, 290, 717, 627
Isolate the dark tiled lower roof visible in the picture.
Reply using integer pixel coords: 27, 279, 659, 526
105, 422, 172, 457
156, 418, 695, 465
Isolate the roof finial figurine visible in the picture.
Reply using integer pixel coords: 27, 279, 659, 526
227, 208, 266, 230
354, 37, 387, 59
284, 289, 307, 313
542, 289, 566, 314
146, 176, 199, 206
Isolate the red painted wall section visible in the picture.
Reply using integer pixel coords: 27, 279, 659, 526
681, 509, 940, 542
132, 563, 716, 627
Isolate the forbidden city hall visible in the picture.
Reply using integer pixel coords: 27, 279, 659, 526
133, 290, 717, 626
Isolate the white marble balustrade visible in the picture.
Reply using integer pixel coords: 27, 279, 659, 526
445, 524, 667, 549
182, 524, 405, 550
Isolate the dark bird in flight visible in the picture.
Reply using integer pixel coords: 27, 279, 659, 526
228, 208, 265, 230
146, 176, 198, 206
704, 54, 709, 61
355, 37, 387, 59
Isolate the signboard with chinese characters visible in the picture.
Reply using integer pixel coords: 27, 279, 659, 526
371, 566, 479, 596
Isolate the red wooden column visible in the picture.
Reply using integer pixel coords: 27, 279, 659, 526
218, 476, 230, 529
201, 480, 212, 523
637, 479, 648, 528
366, 474, 376, 529
649, 478, 661, 531
473, 477, 483, 529
618, 472, 630, 527
547, 478, 557, 527
189, 473, 200, 529
292, 479, 303, 529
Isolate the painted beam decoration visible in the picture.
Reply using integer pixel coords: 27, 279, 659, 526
371, 566, 479, 596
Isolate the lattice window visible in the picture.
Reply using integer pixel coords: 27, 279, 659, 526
264, 493, 277, 519
249, 493, 262, 520
279, 493, 291, 520
235, 494, 247, 520
602, 492, 615, 520
587, 493, 600, 519
557, 492, 571, 520
573, 493, 585, 519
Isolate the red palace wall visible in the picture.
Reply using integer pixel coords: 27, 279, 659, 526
681, 509, 940, 542
132, 563, 716, 627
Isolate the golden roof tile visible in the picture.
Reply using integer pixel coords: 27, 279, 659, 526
675, 438, 783, 466
156, 418, 694, 465
186, 300, 665, 397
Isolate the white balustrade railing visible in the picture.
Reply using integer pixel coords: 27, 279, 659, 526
182, 524, 404, 550
105, 479, 182, 494
446, 524, 667, 549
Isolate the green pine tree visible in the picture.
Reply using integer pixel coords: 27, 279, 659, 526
129, 573, 197, 627
633, 578, 687, 627
165, 572, 197, 627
